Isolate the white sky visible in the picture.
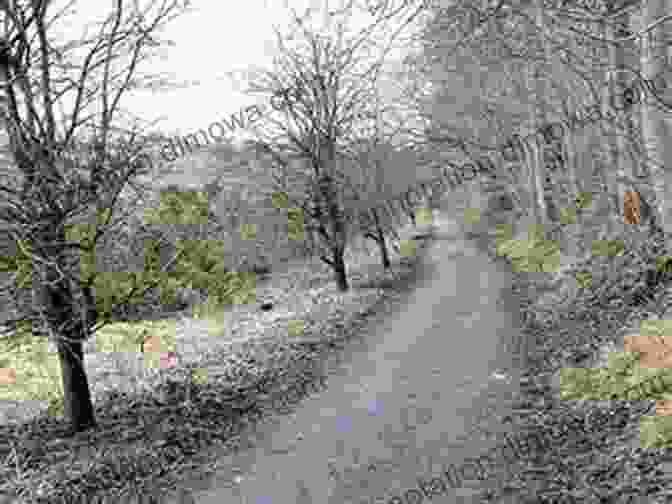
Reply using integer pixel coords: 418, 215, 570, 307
51, 0, 423, 141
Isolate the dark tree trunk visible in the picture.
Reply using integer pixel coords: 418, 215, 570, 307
403, 191, 417, 226
48, 281, 97, 433
36, 220, 98, 434
333, 249, 349, 291
370, 208, 391, 269
318, 168, 350, 292
377, 234, 391, 269
57, 329, 97, 432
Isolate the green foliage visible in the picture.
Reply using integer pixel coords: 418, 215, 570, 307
287, 319, 304, 337
640, 415, 672, 449
640, 318, 672, 338
560, 350, 672, 402
527, 239, 561, 273
416, 207, 433, 226
0, 336, 64, 404
288, 208, 304, 241
463, 208, 481, 225
494, 223, 513, 249
143, 238, 163, 276
495, 226, 561, 273
173, 239, 225, 277
559, 207, 577, 226
192, 271, 256, 317
575, 270, 593, 289
656, 255, 672, 274
0, 239, 34, 289
191, 367, 208, 385
157, 274, 183, 306
272, 191, 290, 209
1, 185, 257, 341
0, 317, 184, 408
527, 224, 546, 242
399, 239, 417, 257
133, 187, 261, 310
77, 188, 257, 324
66, 207, 125, 309
94, 271, 146, 321
560, 367, 604, 401
591, 239, 625, 258
575, 191, 593, 210
143, 188, 210, 226
240, 223, 257, 241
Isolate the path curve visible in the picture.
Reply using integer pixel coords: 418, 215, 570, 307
166, 194, 526, 504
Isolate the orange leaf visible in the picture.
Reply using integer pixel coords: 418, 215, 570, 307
624, 334, 672, 368
0, 367, 17, 386
623, 190, 641, 225
143, 335, 161, 354
656, 400, 672, 416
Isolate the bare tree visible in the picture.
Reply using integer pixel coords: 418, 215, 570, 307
639, 0, 672, 232
239, 1, 425, 291
0, 0, 192, 433
342, 142, 401, 270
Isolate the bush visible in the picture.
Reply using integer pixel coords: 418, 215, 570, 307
496, 225, 561, 273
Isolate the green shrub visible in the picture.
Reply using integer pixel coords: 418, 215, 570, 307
496, 225, 561, 273
560, 348, 672, 401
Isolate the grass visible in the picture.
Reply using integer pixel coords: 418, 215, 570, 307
0, 207, 439, 504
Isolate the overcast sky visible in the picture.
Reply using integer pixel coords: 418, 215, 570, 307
49, 0, 424, 143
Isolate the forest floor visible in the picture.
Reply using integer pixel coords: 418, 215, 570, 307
150, 183, 528, 504
0, 192, 444, 504
3, 181, 672, 503
462, 196, 672, 502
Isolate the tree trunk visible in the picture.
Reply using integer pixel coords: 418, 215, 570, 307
640, 0, 672, 232
40, 226, 97, 433
56, 324, 96, 432
332, 247, 349, 291
555, 91, 583, 256
608, 7, 635, 234
47, 279, 97, 432
328, 201, 349, 292
402, 192, 416, 226
563, 129, 584, 257
319, 145, 350, 292
529, 0, 549, 234
371, 209, 391, 269
377, 234, 391, 270
595, 12, 621, 235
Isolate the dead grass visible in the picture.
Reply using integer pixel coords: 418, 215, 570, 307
0, 219, 436, 504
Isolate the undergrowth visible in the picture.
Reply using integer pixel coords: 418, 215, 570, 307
0, 224, 435, 504
474, 194, 672, 502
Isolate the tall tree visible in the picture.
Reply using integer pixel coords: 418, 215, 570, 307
602, 3, 638, 232
639, 0, 672, 232
527, 0, 551, 232
0, 0, 191, 433
241, 0, 425, 291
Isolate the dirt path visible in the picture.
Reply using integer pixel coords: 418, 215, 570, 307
164, 190, 527, 504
